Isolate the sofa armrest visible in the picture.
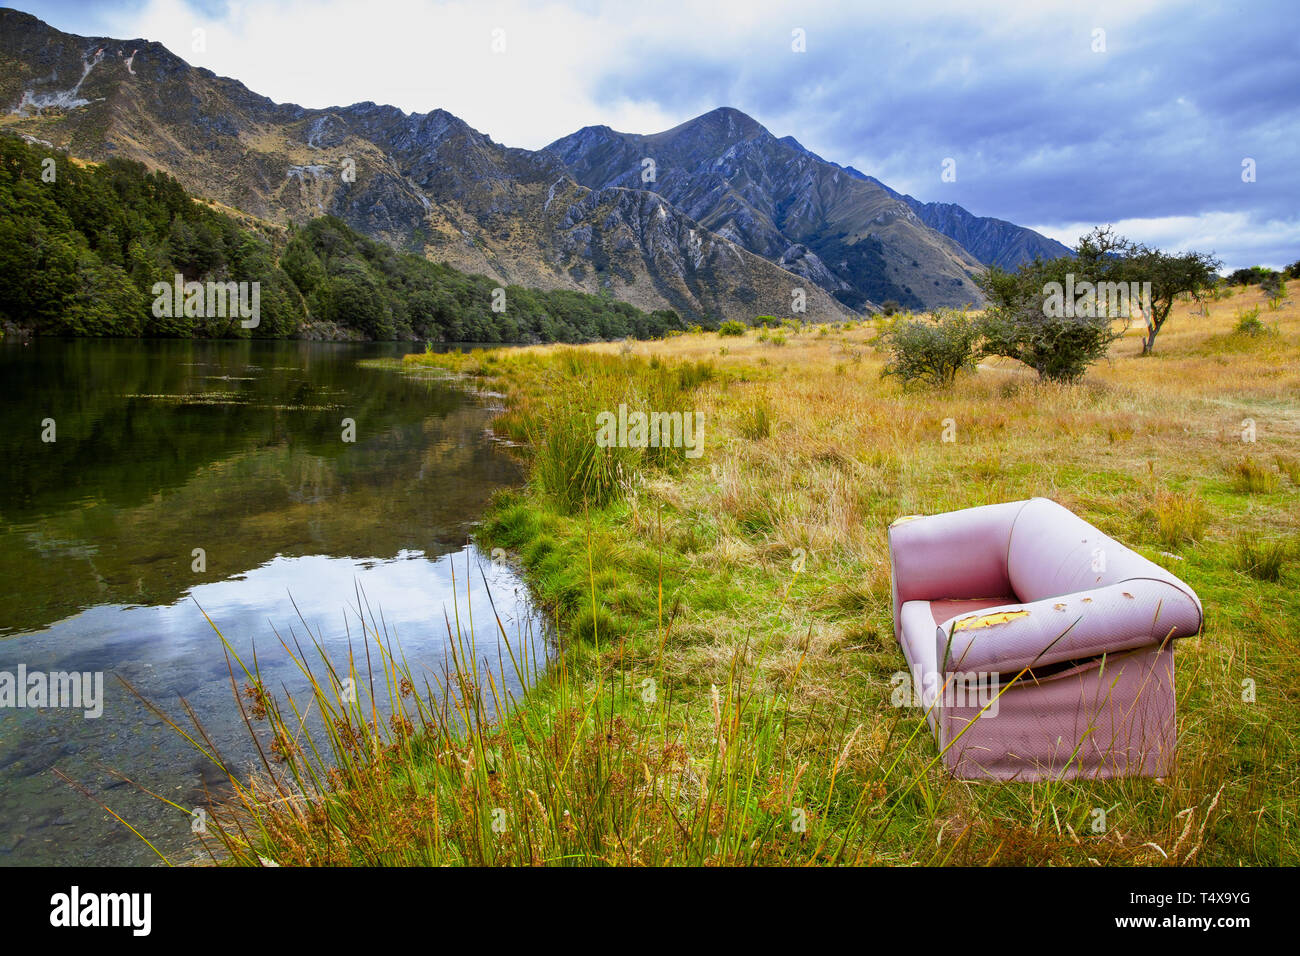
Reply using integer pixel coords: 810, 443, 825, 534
935, 579, 1203, 675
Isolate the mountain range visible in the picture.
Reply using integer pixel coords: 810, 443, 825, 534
0, 7, 1070, 322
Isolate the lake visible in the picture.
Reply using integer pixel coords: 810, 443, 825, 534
0, 339, 545, 866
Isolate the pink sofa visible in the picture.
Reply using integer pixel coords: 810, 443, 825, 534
887, 498, 1203, 781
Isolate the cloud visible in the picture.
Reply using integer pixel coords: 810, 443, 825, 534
1027, 214, 1300, 272
25, 0, 691, 148
16, 0, 1300, 268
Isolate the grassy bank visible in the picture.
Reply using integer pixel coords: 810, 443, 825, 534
196, 285, 1298, 865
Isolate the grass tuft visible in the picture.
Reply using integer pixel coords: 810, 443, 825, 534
1150, 490, 1207, 550
1230, 456, 1279, 494
737, 400, 772, 440
1235, 535, 1289, 582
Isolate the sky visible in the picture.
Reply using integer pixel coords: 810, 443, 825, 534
15, 0, 1300, 269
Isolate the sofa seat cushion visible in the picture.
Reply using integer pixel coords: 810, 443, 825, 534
900, 596, 1018, 726
927, 597, 1020, 630
900, 596, 1018, 665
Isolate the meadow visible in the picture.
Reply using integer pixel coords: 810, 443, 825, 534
186, 284, 1298, 866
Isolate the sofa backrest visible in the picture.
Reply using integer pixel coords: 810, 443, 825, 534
1007, 498, 1199, 612
888, 500, 1023, 644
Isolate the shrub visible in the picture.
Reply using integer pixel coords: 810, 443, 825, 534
1261, 273, 1287, 310
718, 320, 747, 337
977, 306, 1122, 383
1259, 271, 1283, 298
1234, 306, 1268, 335
879, 309, 979, 388
1232, 310, 1263, 335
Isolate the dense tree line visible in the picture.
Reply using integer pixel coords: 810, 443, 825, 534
280, 216, 685, 343
0, 135, 684, 342
1224, 263, 1300, 286
0, 136, 303, 337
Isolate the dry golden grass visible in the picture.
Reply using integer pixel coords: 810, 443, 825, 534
551, 286, 1296, 571
410, 283, 1298, 865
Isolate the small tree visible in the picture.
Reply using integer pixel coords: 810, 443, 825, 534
1259, 271, 1286, 309
1121, 241, 1220, 353
975, 236, 1124, 381
976, 306, 1123, 383
978, 227, 1219, 356
879, 309, 978, 388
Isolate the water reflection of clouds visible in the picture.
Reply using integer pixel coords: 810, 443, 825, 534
4, 546, 545, 682
190, 547, 539, 652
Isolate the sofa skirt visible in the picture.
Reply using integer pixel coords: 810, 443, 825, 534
934, 644, 1176, 781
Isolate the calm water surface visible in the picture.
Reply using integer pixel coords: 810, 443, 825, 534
0, 339, 544, 866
